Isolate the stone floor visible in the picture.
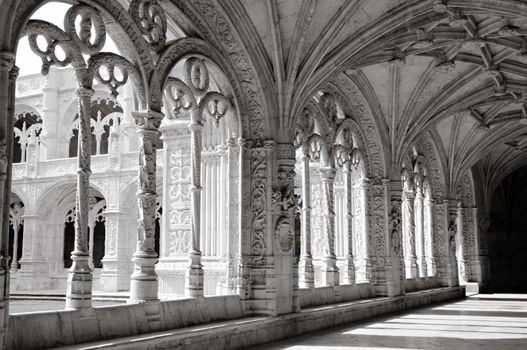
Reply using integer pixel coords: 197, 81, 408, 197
245, 294, 527, 350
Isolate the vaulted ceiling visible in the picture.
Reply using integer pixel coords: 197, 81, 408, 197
221, 0, 527, 202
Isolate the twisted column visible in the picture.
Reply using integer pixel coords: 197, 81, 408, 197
185, 108, 204, 297
299, 143, 314, 288
342, 164, 355, 284
66, 86, 94, 309
319, 167, 339, 286
129, 110, 163, 303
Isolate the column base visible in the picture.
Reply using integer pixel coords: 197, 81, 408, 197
342, 257, 356, 285
405, 257, 419, 279
321, 255, 339, 287
65, 253, 93, 309
418, 258, 427, 278
299, 256, 315, 288
185, 252, 204, 297
129, 253, 159, 303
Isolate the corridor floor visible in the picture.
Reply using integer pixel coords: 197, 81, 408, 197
245, 294, 527, 350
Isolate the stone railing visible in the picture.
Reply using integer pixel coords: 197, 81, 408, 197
12, 151, 165, 181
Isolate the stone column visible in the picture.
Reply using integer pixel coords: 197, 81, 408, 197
9, 203, 23, 273
299, 143, 314, 288
40, 67, 59, 160
414, 175, 426, 277
185, 108, 204, 297
358, 178, 372, 282
11, 224, 20, 272
66, 86, 94, 310
319, 167, 339, 286
435, 199, 451, 286
424, 196, 436, 276
342, 164, 355, 284
236, 138, 248, 300
129, 110, 163, 303
402, 187, 418, 279
0, 52, 17, 350
456, 202, 467, 284
222, 137, 240, 293
273, 143, 297, 314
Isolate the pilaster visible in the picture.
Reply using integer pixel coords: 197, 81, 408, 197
156, 120, 191, 297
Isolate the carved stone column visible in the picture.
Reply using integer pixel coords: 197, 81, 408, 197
342, 164, 355, 284
402, 188, 418, 279
372, 179, 390, 296
299, 143, 314, 288
319, 167, 339, 286
357, 178, 372, 282
129, 110, 163, 303
0, 51, 16, 350
10, 203, 24, 273
66, 86, 95, 309
273, 143, 297, 314
414, 175, 426, 277
236, 138, 249, 300
435, 199, 451, 286
456, 202, 467, 284
447, 202, 460, 287
388, 190, 405, 296
222, 137, 240, 293
185, 108, 204, 297
424, 196, 436, 276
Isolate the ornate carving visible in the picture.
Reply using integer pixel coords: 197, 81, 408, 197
129, 0, 167, 51
275, 216, 294, 252
390, 200, 402, 257
251, 146, 269, 264
184, 0, 266, 139
372, 183, 386, 258
272, 168, 296, 211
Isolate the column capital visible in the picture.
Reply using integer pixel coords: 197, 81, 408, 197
132, 110, 164, 130
319, 166, 336, 180
75, 87, 95, 98
188, 120, 204, 133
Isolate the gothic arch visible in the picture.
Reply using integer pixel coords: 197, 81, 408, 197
328, 74, 388, 179
415, 133, 448, 200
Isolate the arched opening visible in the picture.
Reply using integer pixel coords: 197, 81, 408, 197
8, 196, 25, 271
487, 165, 527, 292
155, 56, 241, 297
13, 109, 42, 163
68, 99, 123, 157
62, 189, 106, 269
